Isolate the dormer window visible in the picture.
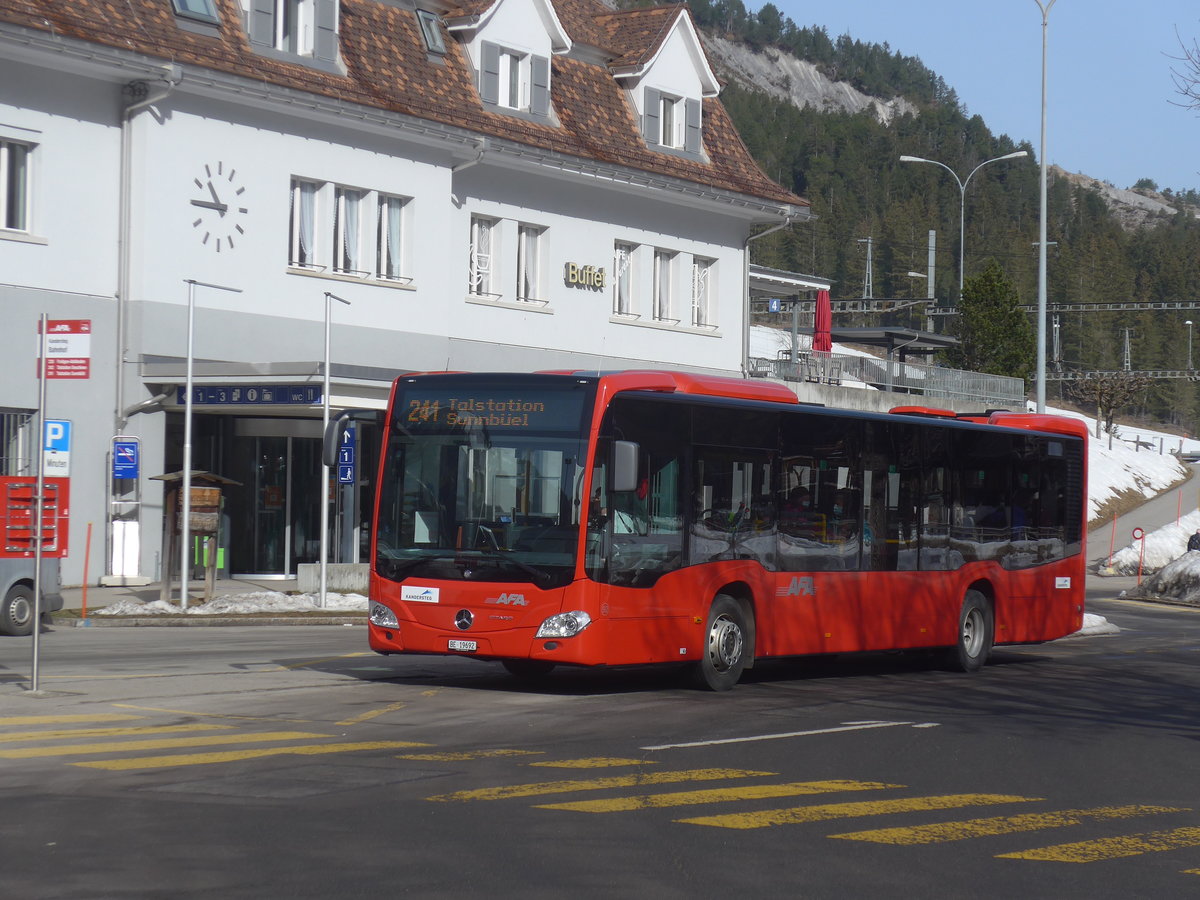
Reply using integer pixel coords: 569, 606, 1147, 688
643, 88, 702, 155
248, 0, 339, 67
479, 42, 550, 119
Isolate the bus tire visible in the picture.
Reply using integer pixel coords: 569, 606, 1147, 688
694, 594, 750, 691
951, 589, 993, 673
0, 584, 35, 637
501, 659, 556, 679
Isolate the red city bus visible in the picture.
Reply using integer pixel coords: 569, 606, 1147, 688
362, 370, 1086, 690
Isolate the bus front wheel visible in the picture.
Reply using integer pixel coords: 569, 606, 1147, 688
0, 584, 35, 637
951, 589, 993, 673
694, 594, 750, 691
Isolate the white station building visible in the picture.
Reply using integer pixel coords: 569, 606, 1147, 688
0, 0, 811, 585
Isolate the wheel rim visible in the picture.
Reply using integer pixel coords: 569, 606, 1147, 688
8, 595, 31, 628
707, 615, 744, 673
961, 607, 984, 658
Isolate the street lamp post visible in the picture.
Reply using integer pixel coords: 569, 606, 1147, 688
899, 151, 1028, 301
1187, 320, 1194, 370
319, 292, 350, 610
1034, 0, 1057, 413
180, 279, 241, 610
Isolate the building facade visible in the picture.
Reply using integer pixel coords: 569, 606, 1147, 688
0, 0, 808, 585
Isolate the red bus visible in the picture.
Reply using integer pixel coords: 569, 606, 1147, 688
363, 370, 1086, 690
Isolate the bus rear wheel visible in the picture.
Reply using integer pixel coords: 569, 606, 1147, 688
950, 589, 993, 673
501, 659, 556, 679
694, 594, 750, 691
0, 584, 35, 637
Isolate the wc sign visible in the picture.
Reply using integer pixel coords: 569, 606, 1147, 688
43, 419, 71, 476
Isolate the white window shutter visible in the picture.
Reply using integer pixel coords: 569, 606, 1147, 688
248, 0, 273, 47
685, 99, 702, 154
314, 0, 338, 62
480, 42, 500, 105
643, 88, 660, 145
530, 55, 550, 117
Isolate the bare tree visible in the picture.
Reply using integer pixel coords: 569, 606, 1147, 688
1171, 29, 1200, 110
1066, 372, 1153, 437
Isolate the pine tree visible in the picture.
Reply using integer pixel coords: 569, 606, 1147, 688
947, 260, 1035, 378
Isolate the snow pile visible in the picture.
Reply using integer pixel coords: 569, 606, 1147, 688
1126, 552, 1200, 606
1080, 426, 1191, 522
1075, 613, 1120, 636
1104, 510, 1200, 576
95, 591, 368, 616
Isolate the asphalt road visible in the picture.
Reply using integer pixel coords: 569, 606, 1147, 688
3, 588, 1200, 899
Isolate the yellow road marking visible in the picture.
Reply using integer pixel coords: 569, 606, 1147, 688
529, 758, 654, 769
831, 805, 1186, 844
74, 741, 431, 771
0, 731, 331, 759
337, 702, 407, 726
0, 724, 234, 743
538, 780, 902, 813
428, 768, 775, 802
999, 826, 1200, 862
678, 794, 1040, 830
0, 714, 143, 726
113, 703, 312, 723
398, 750, 543, 761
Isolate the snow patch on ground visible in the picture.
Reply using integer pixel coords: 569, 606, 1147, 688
95, 591, 368, 616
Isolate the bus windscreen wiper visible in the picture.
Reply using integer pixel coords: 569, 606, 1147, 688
462, 549, 554, 588
377, 553, 444, 580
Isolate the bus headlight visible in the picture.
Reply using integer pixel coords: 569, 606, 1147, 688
536, 611, 592, 638
369, 602, 399, 628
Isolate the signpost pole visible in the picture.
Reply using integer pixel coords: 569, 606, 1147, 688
181, 280, 241, 609
319, 292, 350, 609
31, 314, 48, 691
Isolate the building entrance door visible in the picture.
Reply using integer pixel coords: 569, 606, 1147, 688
227, 420, 323, 577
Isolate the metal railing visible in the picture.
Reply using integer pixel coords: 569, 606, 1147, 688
750, 350, 1026, 409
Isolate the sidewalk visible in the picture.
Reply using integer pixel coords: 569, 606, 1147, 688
53, 577, 367, 627
59, 577, 302, 611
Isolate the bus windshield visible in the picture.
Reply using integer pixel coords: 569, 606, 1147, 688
374, 377, 595, 589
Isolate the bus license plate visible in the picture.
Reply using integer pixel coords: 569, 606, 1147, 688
448, 639, 477, 652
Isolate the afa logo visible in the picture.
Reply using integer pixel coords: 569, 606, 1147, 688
486, 592, 528, 606
776, 576, 815, 598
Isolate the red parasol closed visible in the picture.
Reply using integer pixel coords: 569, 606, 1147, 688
812, 289, 832, 353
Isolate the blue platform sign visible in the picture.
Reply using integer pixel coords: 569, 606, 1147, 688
112, 437, 140, 479
769, 298, 781, 313
337, 425, 356, 484
176, 385, 322, 406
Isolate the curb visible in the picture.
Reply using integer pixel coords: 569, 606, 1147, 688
64, 616, 366, 628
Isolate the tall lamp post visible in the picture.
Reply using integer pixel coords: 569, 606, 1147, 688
1187, 320, 1194, 370
899, 151, 1028, 300
1034, 0, 1057, 413
319, 292, 350, 610
180, 279, 242, 609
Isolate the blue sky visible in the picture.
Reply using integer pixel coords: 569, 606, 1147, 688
771, 1, 1200, 192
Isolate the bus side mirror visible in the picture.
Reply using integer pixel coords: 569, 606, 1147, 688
612, 440, 639, 492
322, 411, 356, 468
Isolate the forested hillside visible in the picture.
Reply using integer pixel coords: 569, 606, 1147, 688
618, 0, 1200, 429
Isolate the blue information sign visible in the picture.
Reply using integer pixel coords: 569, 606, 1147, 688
337, 425, 356, 484
176, 385, 322, 406
112, 437, 140, 479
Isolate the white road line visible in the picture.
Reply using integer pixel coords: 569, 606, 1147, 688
641, 721, 913, 751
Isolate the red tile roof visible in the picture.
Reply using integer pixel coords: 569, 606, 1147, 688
0, 0, 806, 208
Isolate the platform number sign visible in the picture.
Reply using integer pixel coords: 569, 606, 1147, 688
337, 425, 356, 484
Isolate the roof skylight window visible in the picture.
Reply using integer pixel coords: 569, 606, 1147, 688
172, 0, 219, 24
416, 10, 447, 55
